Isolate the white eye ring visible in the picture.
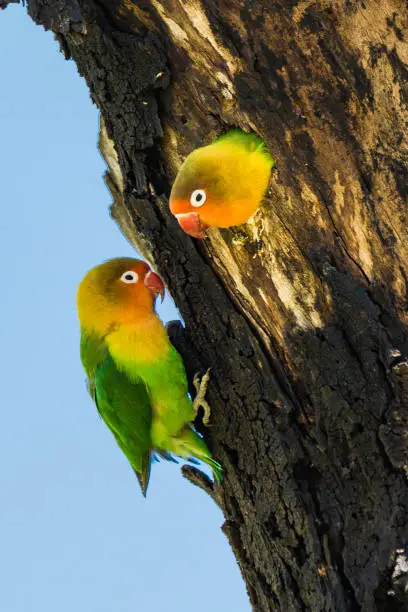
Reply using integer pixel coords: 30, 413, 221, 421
190, 189, 206, 208
120, 270, 139, 284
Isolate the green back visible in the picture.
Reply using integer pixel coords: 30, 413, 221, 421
212, 128, 275, 166
80, 332, 153, 494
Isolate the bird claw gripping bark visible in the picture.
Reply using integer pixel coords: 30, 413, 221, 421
192, 369, 211, 426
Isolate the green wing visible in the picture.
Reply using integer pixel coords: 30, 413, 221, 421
80, 331, 109, 402
80, 332, 153, 495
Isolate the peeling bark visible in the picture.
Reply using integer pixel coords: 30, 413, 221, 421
8, 0, 408, 609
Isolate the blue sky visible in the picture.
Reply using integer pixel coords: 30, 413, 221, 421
0, 7, 248, 611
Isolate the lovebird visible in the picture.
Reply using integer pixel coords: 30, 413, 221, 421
77, 257, 222, 495
169, 129, 275, 238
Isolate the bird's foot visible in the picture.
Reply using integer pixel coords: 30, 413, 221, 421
192, 368, 211, 426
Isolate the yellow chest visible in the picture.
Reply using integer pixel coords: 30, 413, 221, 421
106, 315, 170, 365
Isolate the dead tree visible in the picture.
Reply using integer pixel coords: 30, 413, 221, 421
5, 0, 408, 609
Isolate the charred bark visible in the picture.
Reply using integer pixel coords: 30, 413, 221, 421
6, 0, 408, 609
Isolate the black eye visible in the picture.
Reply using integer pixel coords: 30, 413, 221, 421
190, 189, 206, 208
120, 270, 139, 284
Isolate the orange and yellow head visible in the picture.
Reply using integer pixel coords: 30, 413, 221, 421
77, 258, 164, 337
169, 130, 275, 238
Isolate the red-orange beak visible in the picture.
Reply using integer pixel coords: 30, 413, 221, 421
144, 270, 165, 302
174, 212, 210, 239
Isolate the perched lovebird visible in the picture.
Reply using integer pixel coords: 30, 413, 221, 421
169, 129, 275, 238
77, 257, 222, 495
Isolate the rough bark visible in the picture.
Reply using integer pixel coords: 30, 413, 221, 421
7, 0, 408, 609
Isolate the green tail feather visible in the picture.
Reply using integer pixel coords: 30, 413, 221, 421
201, 454, 223, 484
177, 427, 223, 484
134, 453, 152, 497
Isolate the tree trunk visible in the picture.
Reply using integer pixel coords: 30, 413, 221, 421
10, 0, 408, 609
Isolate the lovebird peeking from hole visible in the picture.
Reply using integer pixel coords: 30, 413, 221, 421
169, 129, 275, 238
77, 257, 222, 495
